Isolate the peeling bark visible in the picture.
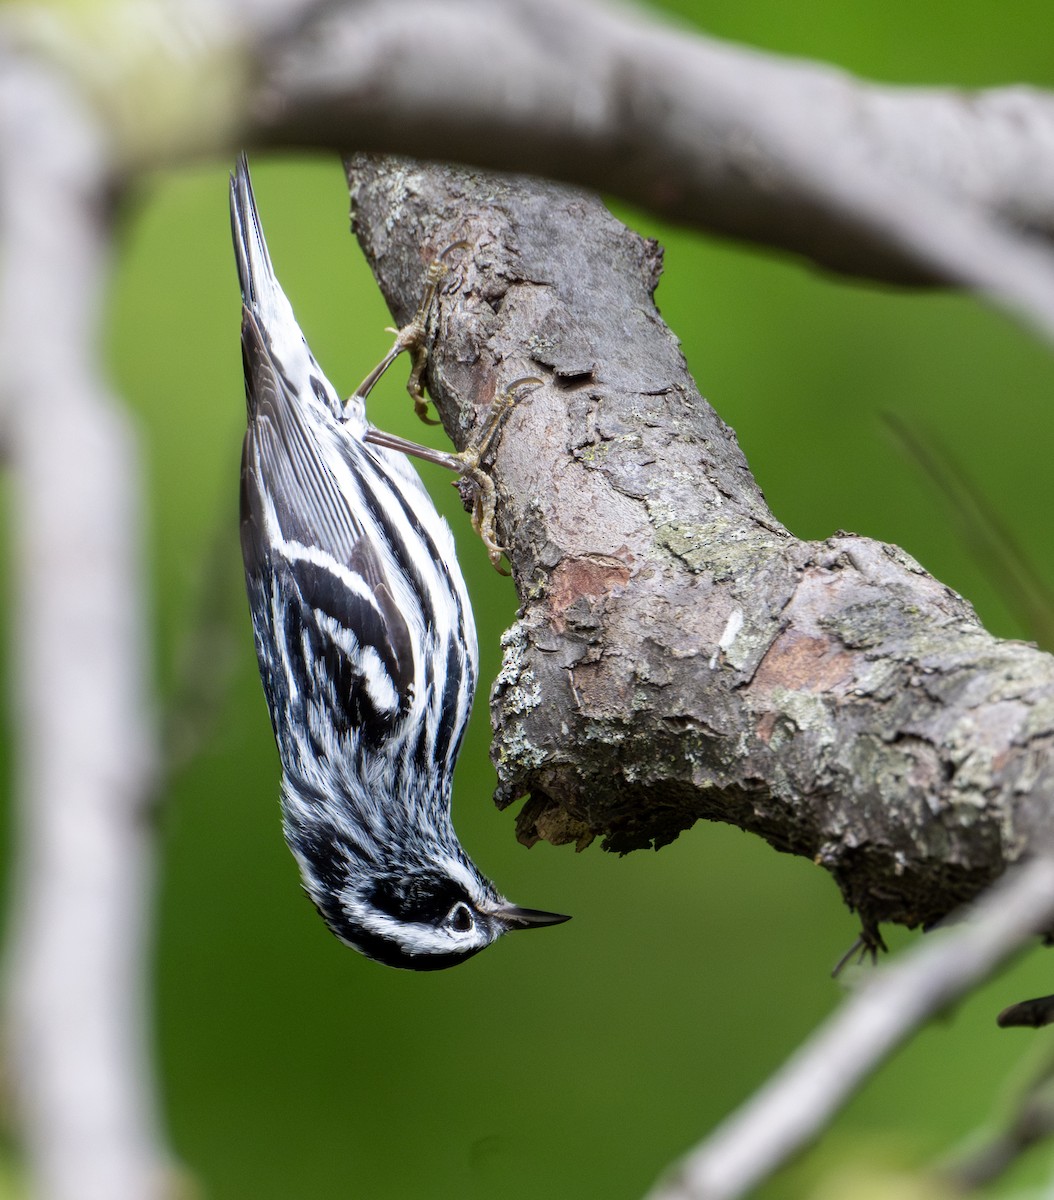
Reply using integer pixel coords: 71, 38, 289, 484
347, 155, 1054, 934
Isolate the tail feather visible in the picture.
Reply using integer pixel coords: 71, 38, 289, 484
230, 155, 345, 420
230, 154, 301, 346
229, 153, 276, 310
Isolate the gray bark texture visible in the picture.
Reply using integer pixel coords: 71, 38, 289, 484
347, 155, 1054, 936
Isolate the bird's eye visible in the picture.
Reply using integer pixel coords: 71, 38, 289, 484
449, 903, 474, 933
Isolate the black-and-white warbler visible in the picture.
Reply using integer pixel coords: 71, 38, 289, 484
231, 157, 568, 969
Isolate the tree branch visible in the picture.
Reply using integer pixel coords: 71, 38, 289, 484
938, 1041, 1054, 1192
346, 155, 1054, 938
0, 51, 168, 1200
645, 856, 1054, 1200
243, 0, 1054, 340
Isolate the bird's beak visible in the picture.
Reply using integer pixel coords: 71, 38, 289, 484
494, 904, 571, 930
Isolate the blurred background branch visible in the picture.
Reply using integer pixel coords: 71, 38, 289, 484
0, 48, 167, 1200
647, 856, 1054, 1200
247, 0, 1054, 336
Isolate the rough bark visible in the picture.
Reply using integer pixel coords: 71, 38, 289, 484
347, 155, 1054, 935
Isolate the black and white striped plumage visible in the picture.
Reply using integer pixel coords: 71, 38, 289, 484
231, 158, 566, 969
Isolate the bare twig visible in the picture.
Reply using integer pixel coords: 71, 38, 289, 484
0, 50, 168, 1200
884, 414, 1054, 653
644, 857, 1054, 1200
938, 1045, 1054, 1191
159, 520, 244, 787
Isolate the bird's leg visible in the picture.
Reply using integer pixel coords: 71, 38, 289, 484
365, 377, 543, 571
451, 377, 543, 567
348, 243, 469, 425
831, 917, 888, 977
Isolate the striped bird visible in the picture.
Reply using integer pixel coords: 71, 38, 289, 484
231, 157, 567, 969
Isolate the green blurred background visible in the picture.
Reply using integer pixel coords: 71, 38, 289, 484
66, 1, 1054, 1196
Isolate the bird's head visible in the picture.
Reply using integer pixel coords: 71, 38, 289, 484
323, 860, 570, 971
283, 799, 568, 969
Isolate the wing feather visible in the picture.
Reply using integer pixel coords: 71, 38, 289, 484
240, 309, 415, 745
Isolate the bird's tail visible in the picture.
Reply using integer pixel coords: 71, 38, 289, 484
230, 155, 346, 423
230, 153, 304, 352
230, 154, 278, 310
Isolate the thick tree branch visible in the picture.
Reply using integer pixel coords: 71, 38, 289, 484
244, 0, 1054, 340
0, 52, 168, 1200
347, 155, 1054, 938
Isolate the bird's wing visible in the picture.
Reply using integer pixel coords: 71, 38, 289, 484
240, 309, 416, 752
